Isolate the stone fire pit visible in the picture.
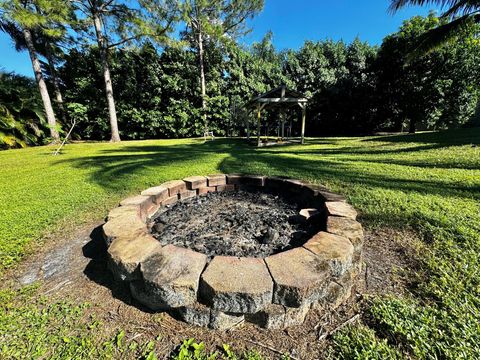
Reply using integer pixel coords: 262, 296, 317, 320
102, 174, 364, 330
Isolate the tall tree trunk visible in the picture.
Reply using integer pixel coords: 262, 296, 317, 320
197, 28, 207, 133
23, 28, 60, 142
93, 12, 121, 142
409, 119, 416, 133
44, 40, 67, 124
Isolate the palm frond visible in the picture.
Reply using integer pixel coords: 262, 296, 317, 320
389, 0, 470, 13
407, 13, 475, 60
443, 0, 480, 17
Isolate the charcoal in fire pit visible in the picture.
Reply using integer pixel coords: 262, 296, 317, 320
149, 190, 310, 258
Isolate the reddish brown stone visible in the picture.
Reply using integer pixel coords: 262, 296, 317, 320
226, 174, 243, 185
264, 176, 288, 192
199, 256, 273, 313
162, 180, 187, 196
161, 195, 178, 206
216, 184, 235, 192
179, 189, 197, 200
325, 201, 358, 220
283, 179, 305, 191
303, 232, 354, 277
141, 185, 169, 204
206, 174, 226, 187
120, 195, 155, 216
226, 174, 265, 187
302, 184, 345, 202
198, 186, 216, 195
183, 176, 207, 189
265, 247, 330, 307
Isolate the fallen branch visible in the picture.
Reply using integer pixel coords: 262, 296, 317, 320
53, 118, 76, 156
318, 313, 361, 341
244, 338, 299, 360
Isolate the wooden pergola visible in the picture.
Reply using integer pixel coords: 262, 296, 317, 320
245, 84, 308, 146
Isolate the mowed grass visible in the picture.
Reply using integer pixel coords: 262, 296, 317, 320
1, 128, 479, 359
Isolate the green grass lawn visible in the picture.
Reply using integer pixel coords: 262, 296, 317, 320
1, 129, 479, 359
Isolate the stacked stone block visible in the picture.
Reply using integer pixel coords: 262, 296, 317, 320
102, 174, 364, 329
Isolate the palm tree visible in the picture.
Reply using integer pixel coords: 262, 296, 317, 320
389, 0, 480, 56
0, 21, 69, 124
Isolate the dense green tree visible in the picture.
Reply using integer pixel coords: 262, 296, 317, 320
180, 0, 264, 132
376, 14, 480, 132
72, 0, 176, 142
0, 71, 47, 148
0, 0, 72, 142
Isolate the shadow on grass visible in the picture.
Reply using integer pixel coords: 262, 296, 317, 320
55, 135, 479, 199
364, 127, 480, 145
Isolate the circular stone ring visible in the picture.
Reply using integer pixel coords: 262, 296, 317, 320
102, 174, 364, 330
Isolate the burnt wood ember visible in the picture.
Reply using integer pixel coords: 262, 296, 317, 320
149, 190, 313, 258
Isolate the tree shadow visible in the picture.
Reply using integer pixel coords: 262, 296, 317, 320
364, 128, 480, 146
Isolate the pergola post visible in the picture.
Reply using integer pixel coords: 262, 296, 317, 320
257, 104, 261, 146
301, 105, 306, 144
245, 85, 308, 146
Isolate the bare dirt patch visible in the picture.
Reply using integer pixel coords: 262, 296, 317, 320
4, 222, 422, 359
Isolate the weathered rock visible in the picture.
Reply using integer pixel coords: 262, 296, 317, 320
102, 214, 147, 246
303, 184, 345, 202
245, 304, 286, 330
141, 186, 169, 204
326, 216, 364, 252
225, 174, 265, 187
120, 195, 156, 216
206, 174, 226, 187
176, 303, 211, 327
107, 233, 161, 281
283, 179, 305, 192
216, 184, 235, 192
131, 245, 207, 310
161, 195, 178, 206
162, 180, 187, 197
199, 256, 273, 313
107, 205, 144, 222
198, 186, 216, 195
183, 176, 207, 190
209, 310, 244, 330
264, 176, 288, 193
303, 232, 354, 277
179, 189, 197, 200
265, 247, 330, 307
313, 272, 353, 310
325, 201, 357, 220
284, 302, 311, 327
316, 190, 346, 202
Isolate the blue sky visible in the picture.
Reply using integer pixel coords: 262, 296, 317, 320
0, 0, 435, 77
